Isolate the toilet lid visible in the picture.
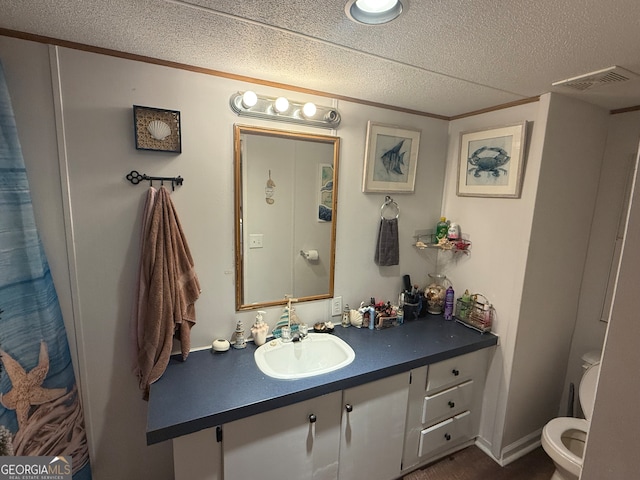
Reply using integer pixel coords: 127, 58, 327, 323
579, 363, 600, 420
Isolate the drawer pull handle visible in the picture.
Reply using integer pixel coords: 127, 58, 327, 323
452, 369, 460, 376
444, 433, 451, 441
345, 404, 353, 413
309, 414, 317, 423
448, 401, 455, 408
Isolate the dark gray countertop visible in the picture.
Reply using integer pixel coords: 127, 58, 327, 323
146, 315, 497, 445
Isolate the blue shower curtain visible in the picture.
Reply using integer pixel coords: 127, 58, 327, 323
0, 62, 91, 477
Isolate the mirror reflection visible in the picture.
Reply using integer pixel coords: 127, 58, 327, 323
234, 125, 340, 311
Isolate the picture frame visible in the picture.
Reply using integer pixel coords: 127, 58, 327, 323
133, 105, 182, 153
318, 163, 334, 222
362, 122, 421, 193
457, 122, 528, 198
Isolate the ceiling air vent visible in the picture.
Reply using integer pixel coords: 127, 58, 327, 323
552, 66, 639, 91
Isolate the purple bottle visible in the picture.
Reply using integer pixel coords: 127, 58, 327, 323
444, 286, 455, 320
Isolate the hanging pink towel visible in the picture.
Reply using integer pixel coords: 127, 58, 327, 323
131, 186, 157, 375
133, 186, 201, 399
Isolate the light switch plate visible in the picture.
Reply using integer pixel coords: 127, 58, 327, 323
331, 296, 342, 316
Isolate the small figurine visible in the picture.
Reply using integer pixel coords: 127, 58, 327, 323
233, 320, 246, 349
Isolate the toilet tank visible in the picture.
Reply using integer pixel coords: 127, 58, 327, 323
581, 350, 601, 371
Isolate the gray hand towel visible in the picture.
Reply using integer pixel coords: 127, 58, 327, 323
374, 217, 399, 266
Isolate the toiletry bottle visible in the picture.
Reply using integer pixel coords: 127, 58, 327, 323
459, 289, 471, 320
444, 286, 455, 320
369, 305, 376, 330
435, 217, 449, 241
251, 311, 268, 346
447, 222, 460, 240
397, 293, 404, 325
482, 303, 492, 328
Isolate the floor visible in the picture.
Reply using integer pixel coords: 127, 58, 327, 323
403, 445, 555, 480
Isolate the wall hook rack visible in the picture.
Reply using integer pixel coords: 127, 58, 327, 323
126, 170, 184, 191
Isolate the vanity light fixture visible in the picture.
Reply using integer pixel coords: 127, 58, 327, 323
345, 0, 404, 25
230, 91, 341, 129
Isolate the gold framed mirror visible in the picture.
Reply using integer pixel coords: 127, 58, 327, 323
234, 124, 340, 311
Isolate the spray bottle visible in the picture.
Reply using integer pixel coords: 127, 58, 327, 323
444, 286, 455, 320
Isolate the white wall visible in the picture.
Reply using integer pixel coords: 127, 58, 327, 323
0, 36, 448, 480
502, 94, 609, 449
444, 94, 611, 462
292, 140, 335, 298
444, 100, 546, 459
581, 138, 640, 479
243, 134, 296, 303
561, 111, 640, 416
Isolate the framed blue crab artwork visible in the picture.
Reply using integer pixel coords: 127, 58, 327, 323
362, 122, 421, 193
457, 122, 528, 198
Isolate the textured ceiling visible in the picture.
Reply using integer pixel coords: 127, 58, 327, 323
2, 0, 640, 117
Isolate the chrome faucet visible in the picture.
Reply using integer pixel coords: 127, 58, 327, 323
292, 324, 309, 342
292, 330, 307, 342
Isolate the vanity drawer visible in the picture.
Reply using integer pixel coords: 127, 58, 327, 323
418, 411, 472, 458
426, 351, 480, 394
421, 380, 473, 426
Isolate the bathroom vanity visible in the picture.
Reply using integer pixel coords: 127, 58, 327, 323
147, 316, 497, 479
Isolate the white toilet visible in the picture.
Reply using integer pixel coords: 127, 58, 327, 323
541, 359, 600, 480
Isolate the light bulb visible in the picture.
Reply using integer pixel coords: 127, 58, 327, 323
346, 0, 403, 24
302, 102, 317, 118
241, 90, 257, 108
274, 97, 289, 113
355, 0, 398, 13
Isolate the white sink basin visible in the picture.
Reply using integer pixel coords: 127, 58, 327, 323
254, 333, 355, 380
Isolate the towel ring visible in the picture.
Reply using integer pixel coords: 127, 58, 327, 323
380, 196, 399, 220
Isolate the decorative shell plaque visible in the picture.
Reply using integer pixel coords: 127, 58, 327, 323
133, 105, 181, 153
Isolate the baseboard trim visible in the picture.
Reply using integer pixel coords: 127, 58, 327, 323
474, 437, 500, 464
401, 439, 476, 475
498, 428, 543, 466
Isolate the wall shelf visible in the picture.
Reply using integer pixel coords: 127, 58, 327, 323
413, 233, 471, 254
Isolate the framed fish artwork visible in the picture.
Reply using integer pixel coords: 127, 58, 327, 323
362, 122, 421, 193
318, 163, 334, 222
457, 122, 528, 198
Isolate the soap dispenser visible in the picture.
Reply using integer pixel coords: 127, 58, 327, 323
233, 320, 246, 349
251, 310, 269, 346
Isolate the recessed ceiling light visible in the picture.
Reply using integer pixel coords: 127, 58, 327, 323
345, 0, 404, 25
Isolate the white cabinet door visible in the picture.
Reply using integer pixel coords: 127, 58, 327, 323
173, 427, 222, 480
223, 391, 342, 480
338, 372, 410, 480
